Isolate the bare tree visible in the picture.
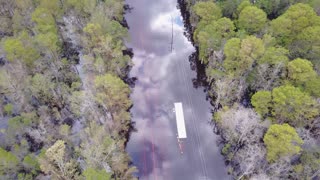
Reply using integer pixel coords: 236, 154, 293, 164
251, 62, 285, 91
266, 158, 292, 179
219, 105, 264, 145
0, 0, 15, 16
235, 144, 266, 179
214, 78, 247, 107
250, 173, 270, 180
217, 105, 270, 178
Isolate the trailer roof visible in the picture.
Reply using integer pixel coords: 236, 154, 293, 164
174, 102, 187, 139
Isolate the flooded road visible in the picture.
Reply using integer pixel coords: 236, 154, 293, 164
125, 0, 229, 179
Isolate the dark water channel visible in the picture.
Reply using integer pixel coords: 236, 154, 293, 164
125, 0, 229, 179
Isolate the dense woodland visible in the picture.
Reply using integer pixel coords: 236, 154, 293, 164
1, 0, 320, 179
0, 0, 137, 179
183, 0, 320, 179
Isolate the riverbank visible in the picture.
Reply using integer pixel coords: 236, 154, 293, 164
177, 0, 233, 168
177, 0, 320, 179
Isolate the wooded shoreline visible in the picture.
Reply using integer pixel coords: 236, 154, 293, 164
178, 0, 320, 179
0, 1, 137, 179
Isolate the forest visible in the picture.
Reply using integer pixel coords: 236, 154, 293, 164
0, 0, 137, 179
182, 0, 320, 179
1, 0, 320, 179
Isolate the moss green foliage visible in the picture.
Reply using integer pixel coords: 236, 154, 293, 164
8, 116, 32, 131
31, 8, 57, 34
0, 148, 19, 177
30, 73, 55, 104
223, 36, 264, 76
0, 0, 135, 179
83, 23, 103, 46
94, 74, 131, 112
236, 0, 251, 16
292, 26, 320, 67
239, 36, 265, 62
238, 6, 267, 33
255, 0, 301, 17
94, 74, 132, 133
222, 143, 231, 155
217, 0, 239, 18
188, 0, 320, 178
59, 124, 70, 137
197, 17, 235, 61
3, 32, 40, 66
83, 22, 130, 75
36, 32, 60, 52
69, 91, 85, 117
193, 1, 222, 23
287, 58, 317, 85
4, 103, 13, 115
23, 154, 40, 175
305, 77, 320, 97
270, 3, 320, 46
251, 91, 272, 117
264, 124, 303, 162
32, 1, 60, 53
65, 0, 96, 14
252, 85, 318, 126
5, 115, 33, 148
223, 38, 241, 72
3, 38, 25, 61
258, 46, 289, 65
83, 168, 112, 180
37, 0, 63, 17
272, 85, 319, 125
193, 1, 222, 41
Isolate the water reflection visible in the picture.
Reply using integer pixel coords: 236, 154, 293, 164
125, 0, 229, 179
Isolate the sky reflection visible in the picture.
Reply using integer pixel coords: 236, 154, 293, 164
125, 0, 229, 179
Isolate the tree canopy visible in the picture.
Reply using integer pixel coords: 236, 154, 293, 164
94, 74, 131, 114
287, 58, 317, 85
0, 148, 19, 177
305, 77, 320, 97
193, 1, 222, 23
189, 0, 320, 178
258, 46, 289, 65
252, 85, 319, 126
224, 36, 264, 76
197, 17, 235, 61
251, 90, 272, 118
291, 25, 320, 65
0, 0, 136, 179
273, 85, 318, 126
238, 6, 267, 33
270, 3, 320, 46
264, 124, 303, 162
3, 33, 40, 66
83, 168, 112, 180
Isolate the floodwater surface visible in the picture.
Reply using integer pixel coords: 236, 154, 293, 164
125, 0, 229, 179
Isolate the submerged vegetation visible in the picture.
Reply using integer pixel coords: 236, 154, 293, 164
0, 0, 136, 179
182, 0, 320, 179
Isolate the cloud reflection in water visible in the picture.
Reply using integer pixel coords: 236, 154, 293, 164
125, 0, 229, 179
